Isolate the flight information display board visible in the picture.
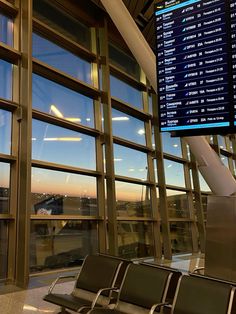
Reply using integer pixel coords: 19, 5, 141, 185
155, 0, 236, 135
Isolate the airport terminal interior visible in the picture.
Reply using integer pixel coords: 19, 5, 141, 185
1, 0, 236, 313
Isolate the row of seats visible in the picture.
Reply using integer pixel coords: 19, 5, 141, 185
43, 254, 236, 314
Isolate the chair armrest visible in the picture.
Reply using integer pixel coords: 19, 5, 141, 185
149, 302, 170, 314
191, 266, 205, 274
48, 275, 76, 294
91, 287, 119, 309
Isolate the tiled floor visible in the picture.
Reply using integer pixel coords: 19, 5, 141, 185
0, 253, 204, 314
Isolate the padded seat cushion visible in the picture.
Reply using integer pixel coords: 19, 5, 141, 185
44, 293, 91, 311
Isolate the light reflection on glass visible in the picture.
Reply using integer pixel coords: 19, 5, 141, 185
115, 181, 151, 217
164, 159, 185, 188
30, 220, 98, 272
0, 162, 10, 214
162, 132, 182, 157
113, 144, 148, 180
31, 168, 97, 215
198, 172, 211, 193
112, 108, 146, 145
0, 110, 11, 154
32, 74, 94, 128
32, 33, 92, 84
110, 75, 143, 110
118, 221, 154, 259
167, 190, 189, 218
32, 120, 96, 170
0, 59, 12, 100
170, 222, 192, 254
0, 14, 13, 46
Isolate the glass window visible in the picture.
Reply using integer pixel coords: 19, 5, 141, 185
32, 33, 92, 84
167, 190, 190, 218
164, 159, 185, 188
115, 181, 151, 217
112, 108, 146, 145
170, 222, 192, 254
110, 75, 143, 110
0, 59, 12, 100
220, 154, 229, 168
33, 0, 91, 49
30, 220, 98, 272
0, 163, 10, 214
199, 172, 211, 193
32, 74, 94, 128
0, 13, 13, 46
109, 44, 140, 80
0, 220, 8, 279
31, 168, 97, 215
32, 120, 96, 170
113, 144, 148, 180
118, 221, 154, 259
218, 135, 227, 150
0, 110, 11, 154
162, 133, 182, 158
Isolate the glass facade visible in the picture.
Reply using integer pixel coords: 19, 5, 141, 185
32, 74, 95, 128
33, 33, 92, 84
1, 0, 232, 285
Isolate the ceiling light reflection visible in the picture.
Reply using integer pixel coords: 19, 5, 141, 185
50, 105, 63, 118
138, 129, 145, 135
44, 137, 82, 142
112, 117, 129, 121
65, 117, 81, 122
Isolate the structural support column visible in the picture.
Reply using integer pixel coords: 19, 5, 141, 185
100, 0, 236, 196
15, 0, 32, 287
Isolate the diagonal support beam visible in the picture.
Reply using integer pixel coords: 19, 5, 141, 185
100, 0, 236, 196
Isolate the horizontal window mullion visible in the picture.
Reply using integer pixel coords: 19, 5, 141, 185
32, 159, 101, 177
111, 97, 151, 121
0, 153, 16, 163
0, 98, 18, 111
30, 215, 102, 220
113, 136, 151, 153
0, 0, 18, 17
32, 110, 101, 137
0, 43, 21, 64
114, 174, 154, 186
33, 59, 100, 99
109, 64, 146, 91
33, 18, 97, 63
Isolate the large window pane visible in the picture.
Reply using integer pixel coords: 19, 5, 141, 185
32, 74, 94, 128
0, 13, 13, 46
0, 220, 8, 279
162, 133, 182, 158
199, 172, 211, 193
118, 221, 154, 259
115, 181, 151, 217
32, 120, 96, 170
0, 163, 10, 214
164, 160, 185, 187
0, 59, 12, 100
33, 33, 92, 84
33, 0, 91, 49
109, 44, 140, 80
31, 168, 97, 215
30, 220, 98, 272
110, 75, 143, 110
170, 222, 192, 254
0, 110, 11, 154
167, 190, 190, 219
112, 108, 146, 145
114, 144, 148, 180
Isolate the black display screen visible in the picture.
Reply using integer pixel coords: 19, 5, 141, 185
155, 0, 236, 136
